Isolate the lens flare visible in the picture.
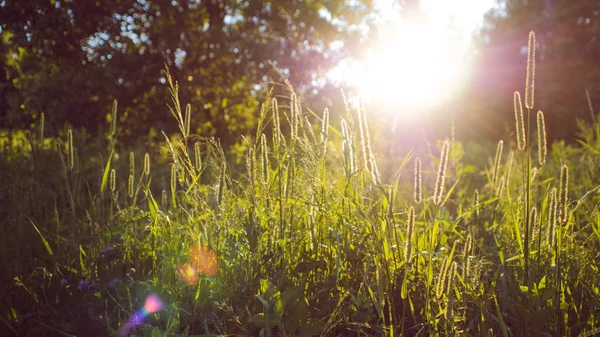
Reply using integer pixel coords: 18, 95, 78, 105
120, 293, 163, 336
144, 293, 163, 313
189, 245, 218, 276
177, 263, 198, 285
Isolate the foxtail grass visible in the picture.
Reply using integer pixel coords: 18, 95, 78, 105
129, 152, 135, 177
436, 255, 452, 299
38, 112, 45, 143
473, 189, 480, 218
110, 99, 118, 141
321, 108, 329, 155
67, 129, 74, 170
144, 152, 150, 176
405, 206, 415, 262
514, 91, 526, 150
537, 111, 547, 165
414, 157, 422, 203
272, 98, 281, 148
492, 140, 504, 187
184, 103, 191, 140
525, 31, 536, 109
434, 141, 450, 205
558, 165, 569, 224
128, 174, 134, 198
110, 168, 116, 193
548, 188, 558, 249
170, 164, 177, 207
357, 98, 374, 175
260, 134, 268, 185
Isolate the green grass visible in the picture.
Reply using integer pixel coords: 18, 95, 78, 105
2, 35, 600, 337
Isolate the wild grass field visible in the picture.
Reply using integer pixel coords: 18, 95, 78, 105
1, 31, 600, 337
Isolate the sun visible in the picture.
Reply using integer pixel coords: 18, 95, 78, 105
346, 23, 471, 117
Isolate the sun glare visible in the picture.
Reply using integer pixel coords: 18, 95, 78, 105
348, 23, 469, 115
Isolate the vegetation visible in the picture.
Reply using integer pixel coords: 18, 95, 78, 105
471, 0, 600, 142
2, 29, 600, 336
0, 0, 374, 143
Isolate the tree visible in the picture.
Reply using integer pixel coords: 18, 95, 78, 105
0, 0, 375, 144
472, 0, 600, 142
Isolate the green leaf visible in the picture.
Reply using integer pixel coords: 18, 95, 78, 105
249, 313, 280, 328
151, 327, 163, 337
255, 295, 271, 312
100, 149, 114, 193
259, 279, 277, 300
259, 327, 271, 337
27, 218, 53, 256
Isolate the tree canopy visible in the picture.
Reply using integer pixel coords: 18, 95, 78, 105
2, 0, 600, 144
471, 0, 600, 142
1, 0, 374, 143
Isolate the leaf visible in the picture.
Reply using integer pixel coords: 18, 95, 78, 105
279, 286, 302, 312
259, 279, 278, 300
27, 218, 53, 256
147, 191, 159, 224
100, 149, 114, 193
249, 313, 280, 328
255, 295, 271, 312
151, 327, 163, 337
259, 327, 271, 337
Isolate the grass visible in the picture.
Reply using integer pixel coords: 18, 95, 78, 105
1, 32, 600, 336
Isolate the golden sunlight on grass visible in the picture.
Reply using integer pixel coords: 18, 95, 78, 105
347, 23, 469, 115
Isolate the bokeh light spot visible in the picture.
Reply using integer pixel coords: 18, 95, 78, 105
120, 293, 164, 337
178, 263, 198, 285
189, 245, 218, 276
144, 293, 163, 313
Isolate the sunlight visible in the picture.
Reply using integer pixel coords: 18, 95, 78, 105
347, 23, 468, 114
334, 0, 496, 119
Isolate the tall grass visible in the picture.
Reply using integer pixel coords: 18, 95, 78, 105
1, 31, 600, 337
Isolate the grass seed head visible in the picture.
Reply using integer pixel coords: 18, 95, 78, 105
194, 142, 201, 172
272, 98, 281, 146
321, 108, 329, 155
129, 152, 135, 177
246, 147, 255, 186
548, 188, 558, 248
144, 153, 150, 176
530, 207, 538, 244
161, 189, 167, 207
537, 110, 547, 165
357, 97, 373, 174
110, 99, 118, 138
170, 164, 177, 196
414, 157, 422, 203
67, 129, 74, 170
434, 141, 450, 205
184, 103, 191, 138
39, 113, 45, 143
260, 134, 269, 185
559, 164, 569, 223
370, 153, 381, 185
436, 255, 452, 299
514, 91, 526, 150
492, 140, 503, 187
128, 174, 134, 198
110, 168, 116, 193
525, 31, 536, 109
473, 189, 480, 217
531, 167, 538, 184
405, 206, 416, 261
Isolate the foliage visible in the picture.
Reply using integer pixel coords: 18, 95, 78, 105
471, 0, 600, 142
0, 0, 374, 143
2, 45, 600, 336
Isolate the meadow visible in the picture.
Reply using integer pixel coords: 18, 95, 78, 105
1, 32, 600, 337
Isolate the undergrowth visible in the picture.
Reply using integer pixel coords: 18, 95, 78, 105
1, 32, 600, 337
